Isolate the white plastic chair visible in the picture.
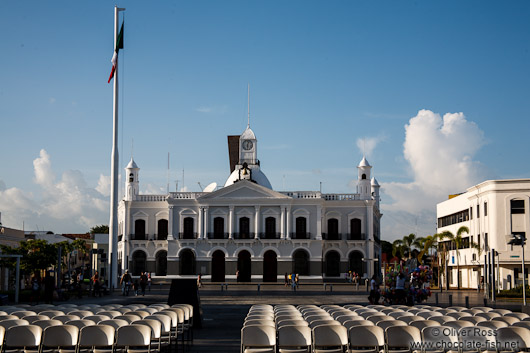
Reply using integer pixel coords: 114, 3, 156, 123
41, 324, 79, 353
115, 324, 152, 353
78, 324, 115, 353
240, 325, 276, 353
385, 326, 422, 353
348, 325, 385, 353
277, 325, 311, 353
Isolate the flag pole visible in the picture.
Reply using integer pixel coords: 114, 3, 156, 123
109, 5, 125, 292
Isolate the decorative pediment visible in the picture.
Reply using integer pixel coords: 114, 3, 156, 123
198, 180, 291, 200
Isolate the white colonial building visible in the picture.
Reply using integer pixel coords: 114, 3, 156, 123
437, 179, 530, 290
117, 124, 382, 282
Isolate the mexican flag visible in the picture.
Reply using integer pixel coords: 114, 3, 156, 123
107, 22, 124, 83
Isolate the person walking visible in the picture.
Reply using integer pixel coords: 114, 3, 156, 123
92, 271, 101, 297
140, 272, 147, 296
120, 270, 131, 296
147, 273, 152, 292
30, 274, 41, 305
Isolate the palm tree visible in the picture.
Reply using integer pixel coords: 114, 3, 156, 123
401, 233, 422, 259
392, 239, 404, 259
439, 226, 469, 290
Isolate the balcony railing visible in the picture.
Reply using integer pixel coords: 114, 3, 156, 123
259, 232, 281, 240
178, 232, 198, 240
136, 195, 167, 202
323, 193, 360, 201
169, 192, 207, 199
233, 232, 255, 240
207, 232, 229, 240
347, 233, 366, 241
322, 233, 342, 240
129, 234, 148, 241
290, 232, 311, 240
153, 234, 168, 241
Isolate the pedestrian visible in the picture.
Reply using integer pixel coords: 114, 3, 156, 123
91, 271, 101, 297
236, 270, 240, 282
120, 270, 131, 296
31, 274, 41, 305
291, 272, 296, 291
133, 279, 140, 296
284, 273, 288, 287
147, 273, 152, 291
77, 272, 84, 298
368, 275, 380, 304
140, 272, 147, 296
197, 273, 202, 288
295, 273, 299, 287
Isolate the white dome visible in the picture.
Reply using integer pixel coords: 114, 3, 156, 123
358, 156, 371, 167
240, 126, 256, 140
371, 177, 380, 186
224, 168, 273, 189
126, 158, 138, 169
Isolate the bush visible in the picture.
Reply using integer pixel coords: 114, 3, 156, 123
497, 285, 530, 298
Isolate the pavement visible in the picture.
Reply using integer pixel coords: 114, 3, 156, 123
10, 283, 529, 353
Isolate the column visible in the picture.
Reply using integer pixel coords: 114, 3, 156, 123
316, 205, 323, 240
123, 203, 131, 272
198, 207, 203, 239
229, 206, 234, 239
280, 206, 286, 239
254, 206, 260, 239
286, 206, 292, 239
366, 205, 374, 278
204, 207, 209, 239
168, 206, 175, 240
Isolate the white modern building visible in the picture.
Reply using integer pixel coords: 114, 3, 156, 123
437, 179, 530, 290
117, 124, 382, 282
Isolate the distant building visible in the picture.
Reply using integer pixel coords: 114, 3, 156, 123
437, 179, 530, 290
117, 124, 382, 282
0, 215, 25, 290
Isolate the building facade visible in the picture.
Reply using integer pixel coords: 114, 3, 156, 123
437, 179, 530, 290
117, 125, 382, 282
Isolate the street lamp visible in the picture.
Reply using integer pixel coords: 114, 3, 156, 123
507, 233, 526, 306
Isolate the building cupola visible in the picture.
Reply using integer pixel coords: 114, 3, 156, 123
357, 156, 372, 200
125, 157, 140, 201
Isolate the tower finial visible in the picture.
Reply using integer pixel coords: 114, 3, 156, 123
131, 138, 134, 159
247, 83, 250, 128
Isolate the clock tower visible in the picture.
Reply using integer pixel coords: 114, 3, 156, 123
239, 125, 257, 165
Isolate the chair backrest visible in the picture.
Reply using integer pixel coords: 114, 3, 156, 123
114, 314, 142, 323
514, 321, 530, 329
0, 326, 5, 346
116, 324, 152, 346
277, 320, 309, 329
506, 312, 530, 320
491, 309, 512, 316
11, 310, 37, 318
418, 311, 440, 319
241, 325, 276, 352
493, 316, 520, 325
42, 325, 79, 347
155, 311, 178, 328
32, 319, 63, 330
4, 324, 42, 347
98, 310, 121, 318
422, 326, 458, 352
163, 308, 185, 324
336, 315, 363, 325
54, 315, 81, 323
66, 319, 97, 329
343, 320, 375, 329
0, 315, 19, 321
309, 320, 341, 329
398, 315, 423, 324
348, 325, 385, 351
429, 316, 455, 324
476, 312, 502, 320
377, 320, 407, 330
444, 320, 474, 330
131, 311, 150, 319
277, 325, 311, 350
0, 319, 29, 330
460, 316, 487, 324
67, 310, 93, 318
115, 308, 132, 314
312, 324, 348, 351
473, 307, 493, 313
84, 315, 112, 323
369, 316, 394, 324
458, 326, 496, 352
23, 315, 50, 323
496, 326, 530, 352
446, 312, 472, 319
145, 315, 172, 333
98, 319, 129, 329
39, 310, 65, 318
244, 319, 275, 327
138, 308, 158, 315
477, 320, 509, 329
410, 320, 440, 330
386, 326, 422, 351
79, 325, 115, 347
390, 311, 413, 318
133, 319, 162, 339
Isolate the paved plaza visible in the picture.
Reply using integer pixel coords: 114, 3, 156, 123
12, 283, 527, 353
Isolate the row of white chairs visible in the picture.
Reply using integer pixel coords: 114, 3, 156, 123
241, 304, 530, 353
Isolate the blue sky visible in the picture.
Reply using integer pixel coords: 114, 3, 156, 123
1, 1, 529, 239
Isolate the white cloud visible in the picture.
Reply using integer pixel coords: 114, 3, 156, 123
96, 174, 111, 197
1, 150, 110, 233
381, 109, 486, 241
195, 105, 228, 114
356, 136, 385, 158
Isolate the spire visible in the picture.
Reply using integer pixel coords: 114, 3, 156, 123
247, 83, 250, 128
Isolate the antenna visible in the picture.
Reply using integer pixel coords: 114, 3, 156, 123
182, 168, 185, 192
197, 182, 203, 191
167, 152, 170, 194
247, 83, 250, 128
131, 138, 134, 159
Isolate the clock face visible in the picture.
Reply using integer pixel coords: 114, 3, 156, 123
242, 140, 253, 151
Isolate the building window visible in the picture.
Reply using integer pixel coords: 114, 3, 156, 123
264, 217, 277, 239
295, 217, 307, 239
362, 174, 367, 180
511, 200, 525, 214
484, 202, 488, 217
484, 233, 488, 250
477, 205, 480, 218
470, 207, 473, 220
239, 217, 250, 239
157, 219, 168, 240
134, 219, 146, 240
129, 173, 134, 182
437, 209, 470, 228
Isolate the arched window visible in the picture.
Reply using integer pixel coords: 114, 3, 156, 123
239, 217, 250, 239
134, 219, 146, 240
362, 174, 367, 180
350, 218, 362, 240
325, 251, 341, 277
293, 249, 309, 275
263, 250, 277, 282
183, 217, 194, 239
237, 250, 251, 282
213, 217, 225, 239
211, 250, 225, 282
132, 251, 146, 276
157, 219, 168, 240
179, 249, 195, 275
155, 250, 167, 276
295, 217, 307, 239
326, 218, 339, 240
265, 217, 276, 239
129, 173, 134, 182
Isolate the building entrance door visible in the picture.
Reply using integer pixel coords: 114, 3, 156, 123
263, 250, 277, 282
211, 250, 225, 282
238, 250, 251, 282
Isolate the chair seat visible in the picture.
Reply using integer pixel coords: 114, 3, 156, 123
349, 349, 383, 353
244, 348, 276, 353
314, 349, 344, 353
278, 348, 310, 353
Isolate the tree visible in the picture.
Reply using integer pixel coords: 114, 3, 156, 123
440, 226, 469, 290
0, 239, 57, 277
90, 225, 109, 234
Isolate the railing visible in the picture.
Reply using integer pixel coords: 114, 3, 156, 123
136, 195, 167, 202
207, 232, 229, 240
347, 233, 366, 241
323, 193, 360, 201
322, 233, 342, 240
129, 234, 148, 241
259, 232, 281, 240
290, 232, 311, 240
178, 232, 198, 240
233, 232, 255, 240
153, 234, 168, 241
169, 192, 207, 199
281, 191, 322, 199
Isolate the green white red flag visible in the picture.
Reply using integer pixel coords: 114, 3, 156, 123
108, 22, 124, 83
